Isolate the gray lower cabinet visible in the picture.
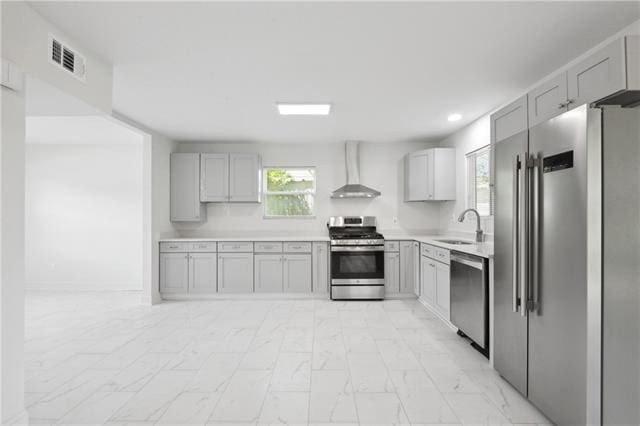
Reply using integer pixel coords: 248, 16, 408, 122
160, 252, 216, 294
312, 242, 329, 293
218, 252, 254, 293
384, 251, 400, 293
400, 241, 419, 294
435, 261, 451, 320
189, 253, 217, 293
160, 253, 189, 293
254, 254, 284, 292
283, 254, 312, 293
420, 255, 436, 305
255, 254, 311, 293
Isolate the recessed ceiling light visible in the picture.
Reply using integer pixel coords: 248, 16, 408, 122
448, 113, 462, 122
277, 103, 331, 116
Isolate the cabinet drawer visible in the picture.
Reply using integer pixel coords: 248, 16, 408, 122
254, 242, 283, 253
433, 247, 450, 264
189, 242, 217, 252
160, 242, 189, 252
218, 241, 254, 252
421, 243, 435, 258
384, 241, 400, 252
283, 242, 312, 253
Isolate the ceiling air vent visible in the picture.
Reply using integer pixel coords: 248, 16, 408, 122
48, 34, 86, 81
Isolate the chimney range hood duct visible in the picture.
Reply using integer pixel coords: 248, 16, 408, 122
331, 141, 381, 198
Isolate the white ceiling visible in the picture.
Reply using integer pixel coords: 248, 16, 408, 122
29, 1, 640, 144
26, 116, 144, 145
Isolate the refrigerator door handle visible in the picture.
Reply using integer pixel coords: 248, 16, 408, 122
519, 151, 528, 317
529, 153, 541, 313
512, 154, 520, 313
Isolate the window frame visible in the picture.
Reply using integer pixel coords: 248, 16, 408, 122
262, 166, 317, 219
466, 145, 494, 218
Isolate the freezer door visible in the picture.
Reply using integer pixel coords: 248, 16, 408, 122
602, 107, 640, 426
527, 105, 588, 425
493, 131, 529, 396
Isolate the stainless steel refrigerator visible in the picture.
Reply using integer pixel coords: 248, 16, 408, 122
494, 104, 640, 425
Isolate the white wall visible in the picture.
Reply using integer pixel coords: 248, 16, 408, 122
112, 112, 177, 305
1, 2, 112, 113
438, 115, 493, 237
25, 142, 143, 290
174, 141, 442, 234
0, 81, 26, 423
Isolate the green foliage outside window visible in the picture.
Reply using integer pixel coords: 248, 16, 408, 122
264, 168, 315, 217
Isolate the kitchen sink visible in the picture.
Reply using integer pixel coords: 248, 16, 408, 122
435, 239, 474, 245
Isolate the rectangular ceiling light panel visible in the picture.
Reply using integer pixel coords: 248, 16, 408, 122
277, 103, 331, 115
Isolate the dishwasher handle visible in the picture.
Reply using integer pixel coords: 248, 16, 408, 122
450, 253, 484, 270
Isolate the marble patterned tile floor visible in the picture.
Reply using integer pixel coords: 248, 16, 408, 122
22, 291, 551, 425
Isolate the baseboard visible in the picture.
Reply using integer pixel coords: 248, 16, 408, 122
162, 292, 329, 301
5, 408, 29, 426
417, 297, 458, 331
25, 282, 142, 291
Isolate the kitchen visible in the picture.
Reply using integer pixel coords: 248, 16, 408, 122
2, 2, 640, 425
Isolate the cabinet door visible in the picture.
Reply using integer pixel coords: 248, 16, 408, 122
432, 148, 456, 200
491, 95, 528, 144
229, 153, 261, 202
384, 252, 400, 294
170, 153, 202, 222
312, 242, 329, 293
254, 254, 283, 293
160, 253, 189, 293
189, 253, 217, 293
412, 242, 420, 295
217, 253, 254, 293
399, 241, 417, 294
200, 153, 229, 202
567, 38, 626, 108
435, 262, 451, 320
283, 254, 312, 293
528, 73, 568, 128
420, 256, 436, 306
405, 150, 433, 201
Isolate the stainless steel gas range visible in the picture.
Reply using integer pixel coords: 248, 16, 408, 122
327, 216, 385, 300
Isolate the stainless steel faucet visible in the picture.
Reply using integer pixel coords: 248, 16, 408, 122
458, 208, 484, 243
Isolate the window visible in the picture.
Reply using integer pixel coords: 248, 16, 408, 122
466, 145, 493, 217
263, 167, 316, 218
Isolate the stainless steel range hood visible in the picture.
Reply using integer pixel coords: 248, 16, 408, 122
331, 141, 381, 198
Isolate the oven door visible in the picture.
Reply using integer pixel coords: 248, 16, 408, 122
330, 245, 384, 285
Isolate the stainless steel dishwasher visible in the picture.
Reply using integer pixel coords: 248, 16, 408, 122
450, 251, 489, 357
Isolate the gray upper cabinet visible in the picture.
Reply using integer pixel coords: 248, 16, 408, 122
527, 73, 568, 128
528, 36, 639, 128
284, 254, 312, 293
170, 153, 204, 222
404, 148, 456, 201
199, 152, 261, 203
491, 95, 528, 144
200, 153, 229, 202
189, 252, 217, 293
312, 242, 329, 294
568, 36, 639, 107
229, 153, 261, 202
254, 254, 283, 292
218, 252, 254, 293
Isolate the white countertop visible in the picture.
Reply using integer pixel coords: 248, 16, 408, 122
383, 232, 494, 259
159, 234, 330, 242
159, 232, 493, 258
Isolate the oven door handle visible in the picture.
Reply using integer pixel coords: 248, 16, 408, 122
331, 246, 384, 252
